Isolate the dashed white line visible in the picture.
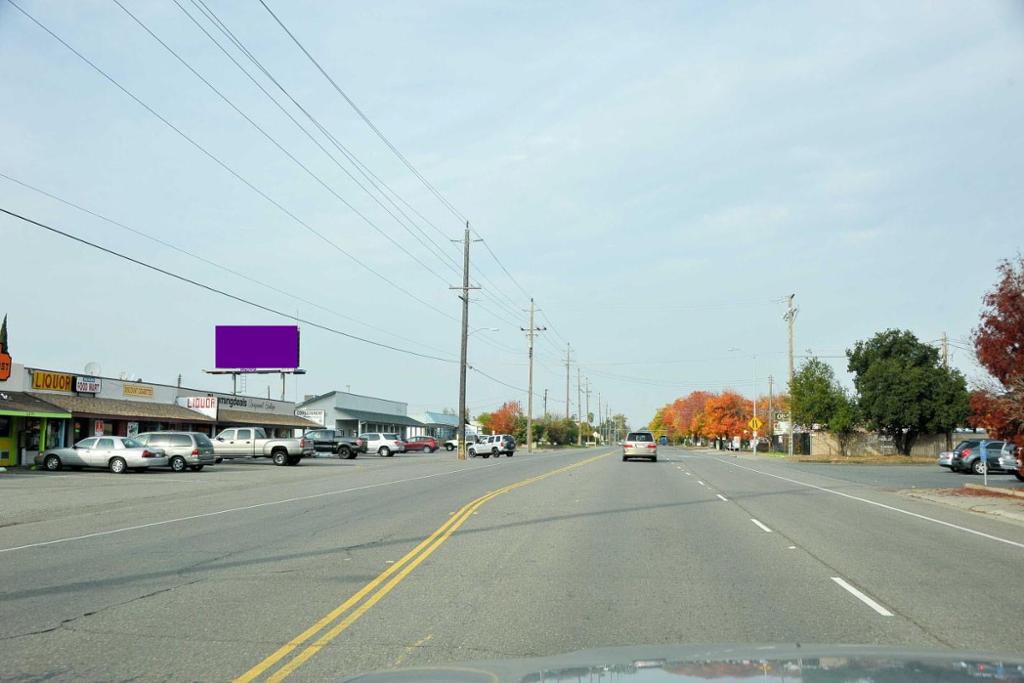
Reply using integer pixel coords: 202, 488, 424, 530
750, 518, 772, 533
713, 457, 1024, 551
684, 472, 692, 476
831, 576, 893, 616
716, 493, 728, 502
697, 480, 706, 486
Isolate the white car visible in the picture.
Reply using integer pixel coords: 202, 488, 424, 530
360, 432, 406, 457
35, 436, 169, 473
468, 434, 516, 458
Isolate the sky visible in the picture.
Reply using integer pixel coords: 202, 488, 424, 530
1, 0, 1023, 428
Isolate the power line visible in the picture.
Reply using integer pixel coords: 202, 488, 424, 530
5, 0, 456, 322
256, 0, 467, 224
0, 171, 453, 358
1, 206, 458, 364
111, 0, 457, 288
179, 0, 526, 324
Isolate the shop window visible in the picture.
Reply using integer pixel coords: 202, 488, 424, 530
0, 416, 10, 437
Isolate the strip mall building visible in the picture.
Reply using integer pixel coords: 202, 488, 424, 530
0, 363, 317, 467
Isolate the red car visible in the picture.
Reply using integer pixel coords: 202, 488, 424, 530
403, 436, 439, 453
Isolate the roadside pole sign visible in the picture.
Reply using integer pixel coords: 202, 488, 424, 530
748, 416, 763, 432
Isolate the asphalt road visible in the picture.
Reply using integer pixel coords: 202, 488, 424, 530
2, 446, 1023, 682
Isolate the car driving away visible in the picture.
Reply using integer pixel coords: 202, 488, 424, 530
35, 436, 169, 473
622, 430, 657, 462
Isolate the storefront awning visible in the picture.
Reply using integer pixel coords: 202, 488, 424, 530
218, 409, 321, 428
333, 408, 424, 427
34, 394, 215, 422
0, 391, 71, 418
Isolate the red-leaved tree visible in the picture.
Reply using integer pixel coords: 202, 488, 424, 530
489, 401, 523, 435
971, 255, 1024, 479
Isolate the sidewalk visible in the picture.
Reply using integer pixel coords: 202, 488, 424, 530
900, 486, 1024, 528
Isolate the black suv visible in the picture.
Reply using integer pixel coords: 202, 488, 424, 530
304, 429, 367, 459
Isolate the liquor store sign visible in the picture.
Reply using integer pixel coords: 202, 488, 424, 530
31, 370, 74, 393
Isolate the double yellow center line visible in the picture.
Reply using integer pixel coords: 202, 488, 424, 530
236, 450, 611, 682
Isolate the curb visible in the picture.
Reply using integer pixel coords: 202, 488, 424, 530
964, 483, 1024, 500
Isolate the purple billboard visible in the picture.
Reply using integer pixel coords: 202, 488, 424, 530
215, 325, 300, 370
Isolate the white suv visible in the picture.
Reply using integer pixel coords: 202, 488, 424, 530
469, 434, 516, 458
359, 432, 406, 457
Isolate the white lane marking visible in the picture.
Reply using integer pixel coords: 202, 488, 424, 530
788, 545, 797, 549
831, 576, 894, 616
697, 480, 706, 486
685, 472, 692, 476
750, 518, 773, 533
713, 457, 1024, 551
716, 493, 729, 502
0, 463, 499, 554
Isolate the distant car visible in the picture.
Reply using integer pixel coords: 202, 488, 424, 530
404, 436, 438, 453
469, 434, 515, 458
951, 440, 1011, 475
623, 431, 657, 462
360, 432, 406, 457
135, 431, 216, 472
35, 436, 168, 473
658, 436, 669, 446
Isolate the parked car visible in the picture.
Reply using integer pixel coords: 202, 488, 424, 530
35, 436, 168, 473
951, 440, 1011, 474
135, 431, 216, 472
360, 432, 406, 457
404, 436, 439, 453
997, 443, 1023, 481
304, 429, 366, 459
212, 427, 312, 466
622, 431, 657, 462
937, 451, 954, 469
469, 434, 515, 458
445, 435, 479, 451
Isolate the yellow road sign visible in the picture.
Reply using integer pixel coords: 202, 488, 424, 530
748, 416, 763, 431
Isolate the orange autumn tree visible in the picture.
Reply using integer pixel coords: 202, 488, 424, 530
673, 391, 715, 439
700, 391, 751, 441
489, 401, 523, 435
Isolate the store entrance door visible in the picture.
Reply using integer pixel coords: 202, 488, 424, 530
0, 415, 15, 466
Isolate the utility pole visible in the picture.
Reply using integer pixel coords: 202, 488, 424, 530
543, 388, 548, 418
451, 222, 480, 460
564, 343, 572, 420
768, 374, 774, 452
577, 366, 583, 445
752, 355, 758, 454
785, 293, 796, 456
585, 378, 592, 425
941, 331, 951, 450
521, 298, 546, 453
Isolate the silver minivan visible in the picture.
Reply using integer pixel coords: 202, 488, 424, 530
136, 432, 217, 472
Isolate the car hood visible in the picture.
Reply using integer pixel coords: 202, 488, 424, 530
339, 644, 1024, 682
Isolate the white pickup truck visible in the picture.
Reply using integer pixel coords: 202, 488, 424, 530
213, 427, 313, 466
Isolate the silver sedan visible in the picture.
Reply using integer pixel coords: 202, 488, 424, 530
36, 436, 168, 473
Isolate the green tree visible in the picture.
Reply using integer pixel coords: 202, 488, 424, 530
791, 357, 841, 427
847, 329, 969, 455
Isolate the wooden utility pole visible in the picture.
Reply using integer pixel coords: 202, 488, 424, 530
451, 222, 480, 459
564, 343, 572, 420
942, 331, 951, 450
785, 293, 796, 455
768, 374, 774, 452
521, 299, 545, 453
577, 366, 583, 445
543, 388, 548, 418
